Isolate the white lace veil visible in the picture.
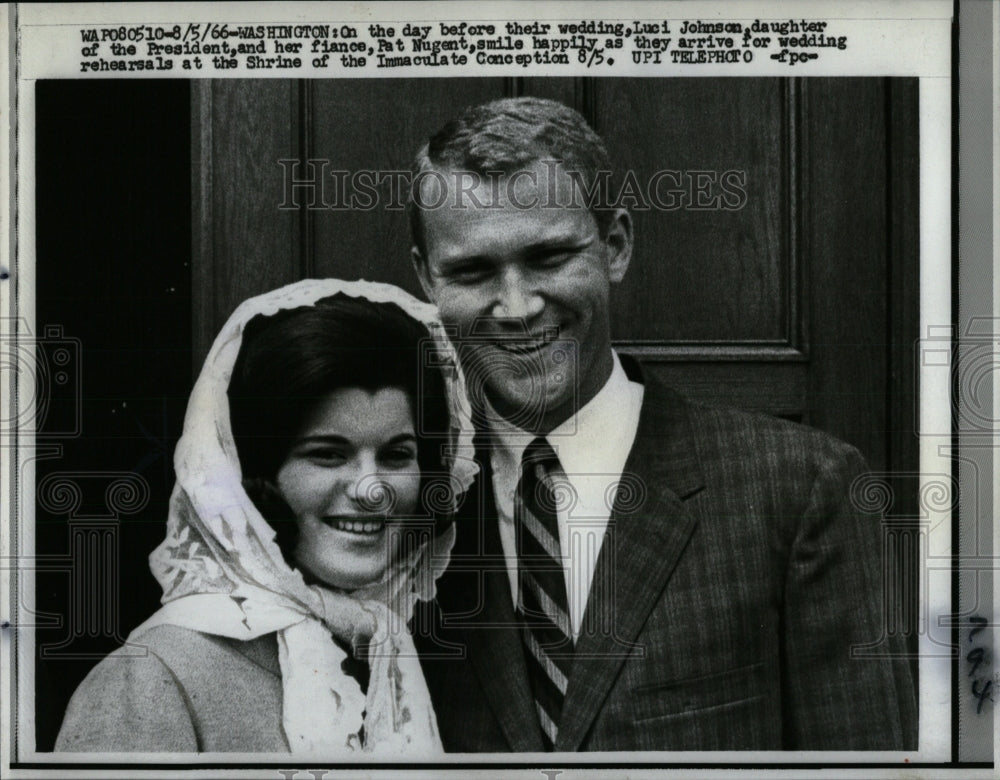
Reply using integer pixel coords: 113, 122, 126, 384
134, 279, 476, 756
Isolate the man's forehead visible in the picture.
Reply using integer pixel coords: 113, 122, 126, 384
415, 160, 592, 208
420, 208, 600, 273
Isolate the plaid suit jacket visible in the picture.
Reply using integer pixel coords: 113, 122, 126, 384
415, 362, 918, 751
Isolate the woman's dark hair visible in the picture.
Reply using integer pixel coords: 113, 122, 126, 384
227, 293, 452, 561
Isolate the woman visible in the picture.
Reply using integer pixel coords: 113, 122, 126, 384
56, 279, 475, 755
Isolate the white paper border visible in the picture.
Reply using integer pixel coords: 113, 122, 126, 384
2, 1, 980, 778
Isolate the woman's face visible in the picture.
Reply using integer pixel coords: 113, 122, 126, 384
275, 386, 421, 590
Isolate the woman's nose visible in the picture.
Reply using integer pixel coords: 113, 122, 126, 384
344, 460, 394, 514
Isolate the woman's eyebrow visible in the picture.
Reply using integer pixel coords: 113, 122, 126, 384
294, 433, 417, 445
293, 434, 351, 445
384, 433, 418, 445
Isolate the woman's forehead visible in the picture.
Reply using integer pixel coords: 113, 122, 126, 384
296, 387, 416, 441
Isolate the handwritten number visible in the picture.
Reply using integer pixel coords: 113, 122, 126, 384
968, 615, 987, 642
966, 615, 992, 715
971, 679, 993, 715
967, 647, 985, 677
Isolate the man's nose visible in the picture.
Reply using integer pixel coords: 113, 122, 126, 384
491, 268, 544, 321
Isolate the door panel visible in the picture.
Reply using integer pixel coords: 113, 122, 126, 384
191, 77, 919, 475
310, 79, 507, 292
597, 78, 796, 347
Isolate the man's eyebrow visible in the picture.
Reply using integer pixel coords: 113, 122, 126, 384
524, 235, 595, 255
433, 253, 491, 270
434, 234, 596, 268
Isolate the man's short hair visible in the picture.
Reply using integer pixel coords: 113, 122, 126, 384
408, 97, 616, 258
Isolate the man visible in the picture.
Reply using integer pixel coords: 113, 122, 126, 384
409, 97, 917, 752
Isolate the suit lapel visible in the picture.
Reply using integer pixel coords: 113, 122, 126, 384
436, 439, 545, 752
555, 374, 705, 751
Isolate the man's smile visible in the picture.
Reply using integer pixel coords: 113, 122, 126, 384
492, 337, 554, 355
483, 325, 563, 355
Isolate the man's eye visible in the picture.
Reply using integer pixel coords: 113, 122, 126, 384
529, 251, 573, 269
445, 263, 493, 283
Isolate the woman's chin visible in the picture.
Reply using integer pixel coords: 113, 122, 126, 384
300, 562, 389, 591
293, 531, 394, 591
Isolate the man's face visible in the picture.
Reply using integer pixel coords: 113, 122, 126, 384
413, 162, 632, 433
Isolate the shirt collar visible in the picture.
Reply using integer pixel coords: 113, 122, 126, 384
487, 351, 640, 476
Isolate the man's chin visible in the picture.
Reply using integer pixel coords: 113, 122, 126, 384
480, 379, 576, 433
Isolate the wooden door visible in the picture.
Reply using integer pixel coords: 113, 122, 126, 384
192, 77, 919, 485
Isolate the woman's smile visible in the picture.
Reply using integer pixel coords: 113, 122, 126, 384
321, 515, 389, 535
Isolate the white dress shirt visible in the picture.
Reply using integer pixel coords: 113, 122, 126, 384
488, 351, 645, 641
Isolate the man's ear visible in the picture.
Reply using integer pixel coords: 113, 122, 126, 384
412, 246, 436, 301
604, 208, 633, 284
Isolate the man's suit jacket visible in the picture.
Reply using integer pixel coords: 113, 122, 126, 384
415, 362, 918, 751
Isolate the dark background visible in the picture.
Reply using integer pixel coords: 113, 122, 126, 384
33, 77, 919, 750
34, 80, 191, 750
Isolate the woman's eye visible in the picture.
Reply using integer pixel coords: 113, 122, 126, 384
381, 447, 417, 466
303, 448, 347, 465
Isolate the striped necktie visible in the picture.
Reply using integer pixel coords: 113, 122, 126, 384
515, 437, 574, 750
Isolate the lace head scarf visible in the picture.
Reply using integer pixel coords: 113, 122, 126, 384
136, 279, 476, 756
